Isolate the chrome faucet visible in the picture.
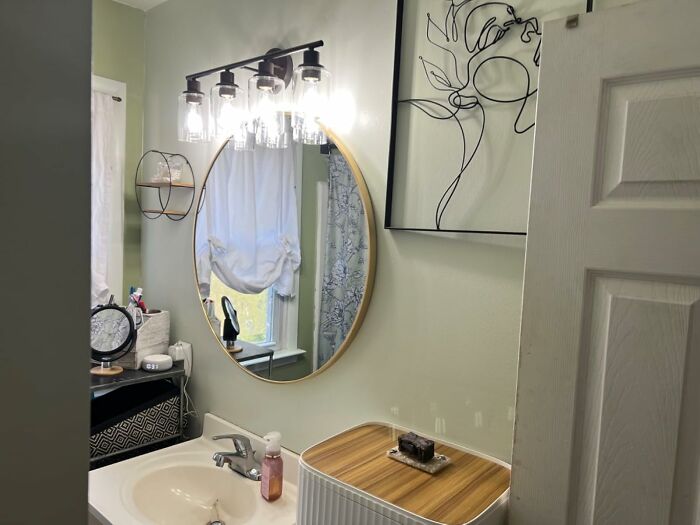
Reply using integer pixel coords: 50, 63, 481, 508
212, 434, 262, 481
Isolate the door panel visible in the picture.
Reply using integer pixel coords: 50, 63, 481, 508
595, 73, 700, 207
572, 275, 700, 525
510, 1, 700, 523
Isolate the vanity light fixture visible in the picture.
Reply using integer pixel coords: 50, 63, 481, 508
178, 79, 208, 143
292, 48, 332, 145
210, 70, 253, 150
249, 59, 287, 149
179, 41, 328, 147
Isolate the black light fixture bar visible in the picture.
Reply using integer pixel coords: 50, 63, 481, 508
186, 40, 324, 81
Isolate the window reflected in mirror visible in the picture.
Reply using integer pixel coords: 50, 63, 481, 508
210, 274, 272, 346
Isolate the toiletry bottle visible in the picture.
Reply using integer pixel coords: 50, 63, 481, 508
261, 431, 283, 502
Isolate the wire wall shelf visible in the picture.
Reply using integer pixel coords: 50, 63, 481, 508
135, 149, 195, 221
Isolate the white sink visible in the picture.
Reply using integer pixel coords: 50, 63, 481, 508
132, 463, 256, 524
89, 414, 298, 525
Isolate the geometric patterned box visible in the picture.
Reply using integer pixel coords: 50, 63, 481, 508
90, 380, 180, 460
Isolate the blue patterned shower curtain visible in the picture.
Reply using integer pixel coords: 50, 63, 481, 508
317, 151, 368, 368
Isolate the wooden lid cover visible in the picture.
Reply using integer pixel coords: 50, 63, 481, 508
301, 423, 510, 525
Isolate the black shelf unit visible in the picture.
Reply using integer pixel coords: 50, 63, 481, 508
90, 362, 186, 467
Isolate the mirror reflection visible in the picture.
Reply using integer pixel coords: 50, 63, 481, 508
195, 133, 374, 382
90, 307, 133, 355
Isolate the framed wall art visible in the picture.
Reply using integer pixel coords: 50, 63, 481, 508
385, 0, 589, 234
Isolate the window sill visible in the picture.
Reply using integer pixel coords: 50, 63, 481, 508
241, 347, 306, 371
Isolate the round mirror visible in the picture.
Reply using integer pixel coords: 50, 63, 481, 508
194, 126, 375, 383
90, 304, 136, 376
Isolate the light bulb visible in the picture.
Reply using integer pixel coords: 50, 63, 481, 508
248, 63, 287, 149
178, 79, 209, 143
258, 94, 279, 131
218, 101, 236, 129
257, 93, 286, 148
186, 104, 203, 135
210, 71, 253, 149
291, 49, 331, 145
301, 83, 322, 114
292, 75, 329, 145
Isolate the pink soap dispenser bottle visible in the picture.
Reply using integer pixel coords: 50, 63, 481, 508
261, 431, 283, 502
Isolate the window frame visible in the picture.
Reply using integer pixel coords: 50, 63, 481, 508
265, 279, 300, 352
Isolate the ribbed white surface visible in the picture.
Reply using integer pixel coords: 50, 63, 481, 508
297, 461, 508, 525
298, 465, 405, 525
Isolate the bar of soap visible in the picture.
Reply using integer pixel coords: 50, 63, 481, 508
398, 432, 435, 463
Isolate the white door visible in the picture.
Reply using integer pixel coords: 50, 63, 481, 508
510, 1, 700, 524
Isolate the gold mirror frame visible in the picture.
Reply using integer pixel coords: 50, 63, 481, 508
192, 125, 377, 384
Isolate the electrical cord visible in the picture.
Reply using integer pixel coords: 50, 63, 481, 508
172, 341, 199, 428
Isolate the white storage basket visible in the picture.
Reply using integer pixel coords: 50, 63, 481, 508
115, 310, 170, 370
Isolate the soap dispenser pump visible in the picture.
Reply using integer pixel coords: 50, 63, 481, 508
261, 431, 283, 502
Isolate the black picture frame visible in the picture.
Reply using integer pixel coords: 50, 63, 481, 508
384, 0, 589, 235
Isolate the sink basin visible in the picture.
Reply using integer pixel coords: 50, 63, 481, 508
131, 464, 258, 524
126, 460, 297, 525
89, 414, 298, 525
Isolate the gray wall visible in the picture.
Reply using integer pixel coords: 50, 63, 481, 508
143, 0, 527, 460
0, 2, 91, 523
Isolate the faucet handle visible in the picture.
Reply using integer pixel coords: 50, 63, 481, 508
213, 434, 254, 455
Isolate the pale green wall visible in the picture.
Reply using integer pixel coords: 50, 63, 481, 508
92, 0, 145, 298
140, 0, 581, 461
294, 145, 328, 377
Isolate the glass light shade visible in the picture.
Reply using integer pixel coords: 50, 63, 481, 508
248, 74, 287, 149
292, 66, 331, 145
210, 84, 254, 150
178, 91, 209, 143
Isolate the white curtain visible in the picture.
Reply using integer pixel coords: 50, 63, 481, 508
196, 143, 301, 298
91, 91, 116, 307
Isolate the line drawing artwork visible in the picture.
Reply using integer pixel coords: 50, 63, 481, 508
399, 0, 542, 230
